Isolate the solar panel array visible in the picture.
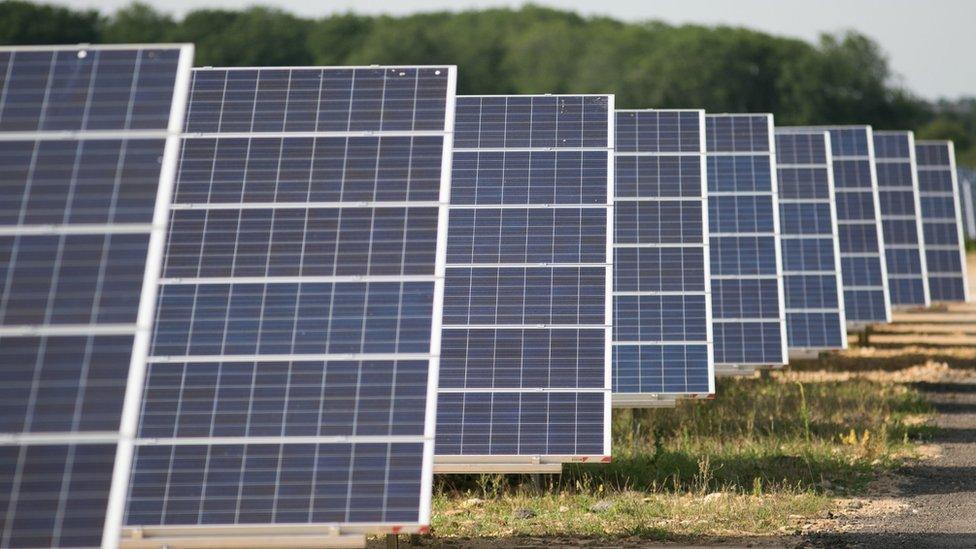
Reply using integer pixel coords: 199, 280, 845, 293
805, 126, 892, 324
774, 130, 846, 351
705, 114, 787, 369
0, 44, 193, 548
612, 110, 713, 402
436, 95, 613, 467
3, 38, 974, 549
120, 66, 457, 538
874, 131, 929, 307
915, 141, 970, 302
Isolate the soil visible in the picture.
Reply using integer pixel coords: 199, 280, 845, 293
800, 370, 976, 548
798, 257, 976, 548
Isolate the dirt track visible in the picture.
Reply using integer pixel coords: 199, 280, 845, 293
804, 375, 976, 548
802, 257, 976, 548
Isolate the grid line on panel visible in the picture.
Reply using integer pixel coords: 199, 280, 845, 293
793, 126, 892, 324
873, 131, 929, 307
184, 66, 451, 135
915, 140, 969, 302
437, 95, 612, 462
706, 114, 786, 366
0, 44, 193, 549
612, 110, 712, 397
773, 129, 846, 351
123, 66, 456, 534
0, 47, 185, 132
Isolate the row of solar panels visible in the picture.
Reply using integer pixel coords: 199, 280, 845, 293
0, 45, 969, 548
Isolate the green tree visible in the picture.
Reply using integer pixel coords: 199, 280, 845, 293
172, 7, 313, 67
0, 0, 100, 45
2, 1, 971, 166
101, 3, 176, 44
307, 13, 373, 66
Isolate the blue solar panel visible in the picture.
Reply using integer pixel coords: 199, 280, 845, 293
437, 95, 612, 464
961, 170, 976, 240
873, 131, 929, 307
795, 126, 892, 324
122, 66, 456, 540
916, 141, 970, 301
774, 130, 846, 351
0, 44, 193, 548
612, 110, 713, 400
706, 114, 787, 367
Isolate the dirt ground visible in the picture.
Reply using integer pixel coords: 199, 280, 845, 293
795, 254, 976, 548
801, 374, 976, 548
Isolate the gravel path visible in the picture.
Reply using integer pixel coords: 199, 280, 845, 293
804, 304, 976, 548
804, 375, 976, 548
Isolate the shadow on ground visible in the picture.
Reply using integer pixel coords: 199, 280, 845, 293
801, 532, 976, 548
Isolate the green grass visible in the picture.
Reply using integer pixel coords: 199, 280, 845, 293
429, 375, 933, 543
431, 490, 828, 540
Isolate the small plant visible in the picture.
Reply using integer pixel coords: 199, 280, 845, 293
693, 455, 713, 495
475, 473, 506, 499
797, 381, 812, 442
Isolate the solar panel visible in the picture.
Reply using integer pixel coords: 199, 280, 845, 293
960, 168, 976, 240
915, 140, 970, 302
774, 129, 847, 352
0, 44, 193, 548
873, 131, 930, 307
436, 95, 613, 471
705, 114, 787, 371
612, 110, 713, 405
120, 66, 457, 545
793, 126, 892, 325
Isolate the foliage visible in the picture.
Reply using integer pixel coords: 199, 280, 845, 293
0, 1, 973, 165
0, 0, 100, 45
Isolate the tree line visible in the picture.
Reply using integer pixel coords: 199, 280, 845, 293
2, 1, 974, 165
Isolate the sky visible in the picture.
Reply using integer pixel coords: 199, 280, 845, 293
46, 0, 976, 100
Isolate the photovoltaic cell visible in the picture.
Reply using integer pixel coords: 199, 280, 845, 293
0, 47, 184, 132
612, 110, 713, 402
122, 66, 456, 540
0, 444, 118, 548
873, 131, 929, 307
915, 141, 970, 301
436, 95, 612, 466
796, 126, 891, 324
705, 114, 787, 367
774, 129, 846, 351
0, 44, 193, 548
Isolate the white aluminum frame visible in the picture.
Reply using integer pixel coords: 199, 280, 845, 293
609, 109, 715, 407
103, 43, 195, 549
774, 128, 849, 355
433, 94, 615, 472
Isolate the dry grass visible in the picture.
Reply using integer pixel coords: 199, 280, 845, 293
430, 490, 827, 543
427, 371, 934, 544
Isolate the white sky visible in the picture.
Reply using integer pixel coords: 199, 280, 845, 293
48, 0, 976, 99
